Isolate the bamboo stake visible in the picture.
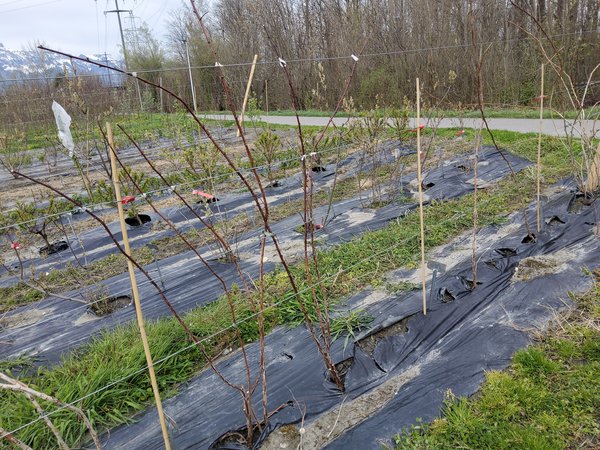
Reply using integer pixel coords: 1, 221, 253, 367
472, 121, 484, 287
159, 76, 164, 113
265, 79, 269, 117
238, 54, 259, 137
106, 123, 172, 450
415, 78, 427, 316
536, 64, 545, 233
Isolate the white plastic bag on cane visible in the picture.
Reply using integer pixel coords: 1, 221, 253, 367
51, 101, 75, 157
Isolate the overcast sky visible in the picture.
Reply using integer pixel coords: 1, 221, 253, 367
0, 0, 182, 57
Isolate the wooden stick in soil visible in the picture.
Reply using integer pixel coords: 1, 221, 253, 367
106, 123, 172, 450
472, 121, 484, 287
415, 78, 427, 316
237, 54, 258, 137
536, 63, 545, 233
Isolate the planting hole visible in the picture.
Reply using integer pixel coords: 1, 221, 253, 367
294, 221, 324, 234
268, 180, 282, 188
495, 247, 517, 257
39, 240, 69, 256
90, 294, 132, 316
484, 259, 501, 270
439, 287, 455, 303
282, 352, 294, 360
545, 215, 565, 226
567, 192, 594, 214
459, 276, 482, 290
210, 423, 264, 450
521, 233, 536, 244
124, 214, 151, 227
312, 166, 327, 172
330, 357, 353, 385
195, 196, 219, 204
357, 317, 410, 357
422, 181, 435, 190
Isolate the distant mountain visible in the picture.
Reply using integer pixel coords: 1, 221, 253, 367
0, 43, 122, 85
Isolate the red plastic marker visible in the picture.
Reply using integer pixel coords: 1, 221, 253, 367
192, 189, 216, 202
121, 195, 136, 205
455, 129, 465, 137
10, 242, 20, 250
409, 124, 426, 133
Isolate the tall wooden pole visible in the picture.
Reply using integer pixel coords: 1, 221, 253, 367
238, 54, 259, 137
536, 64, 545, 233
107, 123, 172, 450
416, 79, 427, 316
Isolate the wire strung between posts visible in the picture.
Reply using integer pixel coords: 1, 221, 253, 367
3, 188, 515, 438
0, 28, 596, 83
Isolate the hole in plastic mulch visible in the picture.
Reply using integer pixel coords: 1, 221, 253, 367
195, 196, 219, 204
459, 276, 482, 290
439, 287, 456, 303
545, 215, 565, 226
312, 166, 327, 172
521, 233, 536, 244
484, 259, 502, 270
90, 294, 132, 316
422, 181, 435, 190
330, 357, 353, 385
495, 247, 517, 257
209, 421, 267, 450
294, 222, 324, 234
567, 192, 594, 214
124, 214, 152, 227
39, 240, 69, 256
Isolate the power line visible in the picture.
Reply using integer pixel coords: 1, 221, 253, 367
0, 28, 597, 83
0, 0, 62, 14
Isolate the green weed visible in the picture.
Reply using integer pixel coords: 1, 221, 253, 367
394, 286, 600, 449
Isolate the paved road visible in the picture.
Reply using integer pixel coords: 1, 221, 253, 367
202, 114, 598, 138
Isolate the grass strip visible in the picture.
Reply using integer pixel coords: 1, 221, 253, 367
394, 282, 600, 450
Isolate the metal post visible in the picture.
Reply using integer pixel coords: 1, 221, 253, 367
105, 0, 131, 71
148, 244, 166, 290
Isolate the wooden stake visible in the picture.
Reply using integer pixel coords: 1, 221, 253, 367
472, 121, 484, 287
159, 76, 164, 113
135, 78, 144, 112
415, 78, 427, 316
238, 54, 258, 137
536, 64, 545, 233
265, 79, 269, 117
106, 123, 172, 450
